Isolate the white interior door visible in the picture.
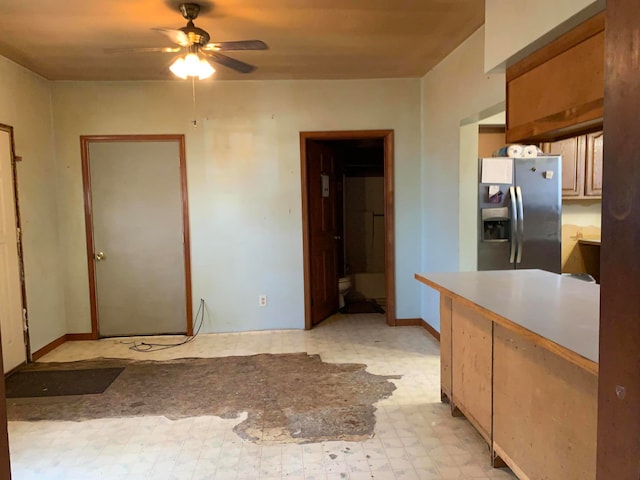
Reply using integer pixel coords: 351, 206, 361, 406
0, 129, 26, 372
89, 140, 188, 337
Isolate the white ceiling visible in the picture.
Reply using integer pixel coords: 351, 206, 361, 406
0, 0, 485, 81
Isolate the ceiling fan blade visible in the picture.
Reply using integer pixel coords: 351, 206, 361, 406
201, 51, 257, 74
152, 27, 190, 46
202, 40, 268, 52
104, 46, 182, 54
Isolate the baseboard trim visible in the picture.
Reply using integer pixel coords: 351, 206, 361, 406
420, 319, 440, 342
395, 318, 422, 326
29, 318, 443, 362
395, 317, 440, 342
31, 332, 96, 361
31, 334, 67, 361
66, 333, 97, 341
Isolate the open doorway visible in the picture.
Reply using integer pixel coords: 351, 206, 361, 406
300, 130, 395, 329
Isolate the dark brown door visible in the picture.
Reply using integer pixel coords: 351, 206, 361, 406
307, 140, 339, 325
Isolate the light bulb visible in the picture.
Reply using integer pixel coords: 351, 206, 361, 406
170, 53, 215, 80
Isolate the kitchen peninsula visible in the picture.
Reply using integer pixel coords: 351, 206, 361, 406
415, 270, 599, 480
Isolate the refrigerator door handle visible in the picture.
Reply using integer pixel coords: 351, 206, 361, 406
509, 186, 517, 264
516, 186, 524, 264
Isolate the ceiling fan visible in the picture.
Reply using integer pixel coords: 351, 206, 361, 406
106, 2, 268, 79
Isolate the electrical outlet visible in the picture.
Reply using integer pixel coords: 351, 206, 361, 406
259, 294, 268, 307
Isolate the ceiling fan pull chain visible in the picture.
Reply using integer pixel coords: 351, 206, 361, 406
192, 76, 198, 127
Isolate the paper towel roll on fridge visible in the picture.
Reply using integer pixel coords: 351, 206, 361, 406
522, 145, 539, 158
493, 144, 541, 158
508, 144, 525, 158
493, 144, 524, 158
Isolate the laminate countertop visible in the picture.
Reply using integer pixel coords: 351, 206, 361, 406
579, 238, 601, 246
415, 269, 600, 369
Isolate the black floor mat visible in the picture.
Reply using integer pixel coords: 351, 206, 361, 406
341, 300, 385, 314
6, 367, 125, 398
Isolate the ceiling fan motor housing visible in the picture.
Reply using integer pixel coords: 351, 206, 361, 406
181, 23, 210, 46
178, 4, 210, 45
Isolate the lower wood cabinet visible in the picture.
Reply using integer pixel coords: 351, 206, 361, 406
492, 324, 597, 480
541, 131, 602, 199
450, 302, 492, 443
439, 296, 597, 479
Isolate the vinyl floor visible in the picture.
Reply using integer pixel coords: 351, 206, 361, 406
9, 313, 516, 480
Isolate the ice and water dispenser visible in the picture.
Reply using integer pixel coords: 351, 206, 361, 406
481, 207, 510, 242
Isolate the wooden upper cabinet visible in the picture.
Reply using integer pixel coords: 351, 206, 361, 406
542, 131, 603, 199
585, 131, 603, 196
506, 13, 605, 143
541, 136, 586, 197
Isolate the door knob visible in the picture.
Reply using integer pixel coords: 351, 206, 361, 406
95, 251, 106, 261
334, 235, 341, 240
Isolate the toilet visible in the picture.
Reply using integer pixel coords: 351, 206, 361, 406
338, 276, 352, 309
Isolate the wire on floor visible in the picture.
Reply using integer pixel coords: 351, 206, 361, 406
127, 298, 206, 352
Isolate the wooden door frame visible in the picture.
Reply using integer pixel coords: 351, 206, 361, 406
0, 123, 30, 363
597, 1, 640, 476
80, 134, 193, 338
300, 130, 395, 329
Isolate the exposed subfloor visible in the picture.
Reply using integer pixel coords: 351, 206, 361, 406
8, 354, 399, 444
9, 313, 516, 480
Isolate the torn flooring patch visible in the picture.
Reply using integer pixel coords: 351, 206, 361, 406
7, 353, 400, 444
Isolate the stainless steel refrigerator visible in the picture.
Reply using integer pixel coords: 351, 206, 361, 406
477, 156, 561, 273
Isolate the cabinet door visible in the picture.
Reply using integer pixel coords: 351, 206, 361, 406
585, 131, 603, 196
541, 136, 586, 197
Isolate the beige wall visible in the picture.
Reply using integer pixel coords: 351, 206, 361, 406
563, 200, 602, 227
344, 176, 385, 274
51, 78, 423, 333
485, 0, 605, 72
421, 27, 505, 329
479, 112, 506, 125
0, 56, 66, 353
458, 122, 480, 272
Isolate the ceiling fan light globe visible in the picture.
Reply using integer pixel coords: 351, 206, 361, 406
183, 52, 201, 71
169, 57, 188, 79
198, 59, 215, 79
170, 53, 214, 80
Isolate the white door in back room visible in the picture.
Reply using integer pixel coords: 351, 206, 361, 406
85, 137, 192, 337
0, 127, 27, 372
